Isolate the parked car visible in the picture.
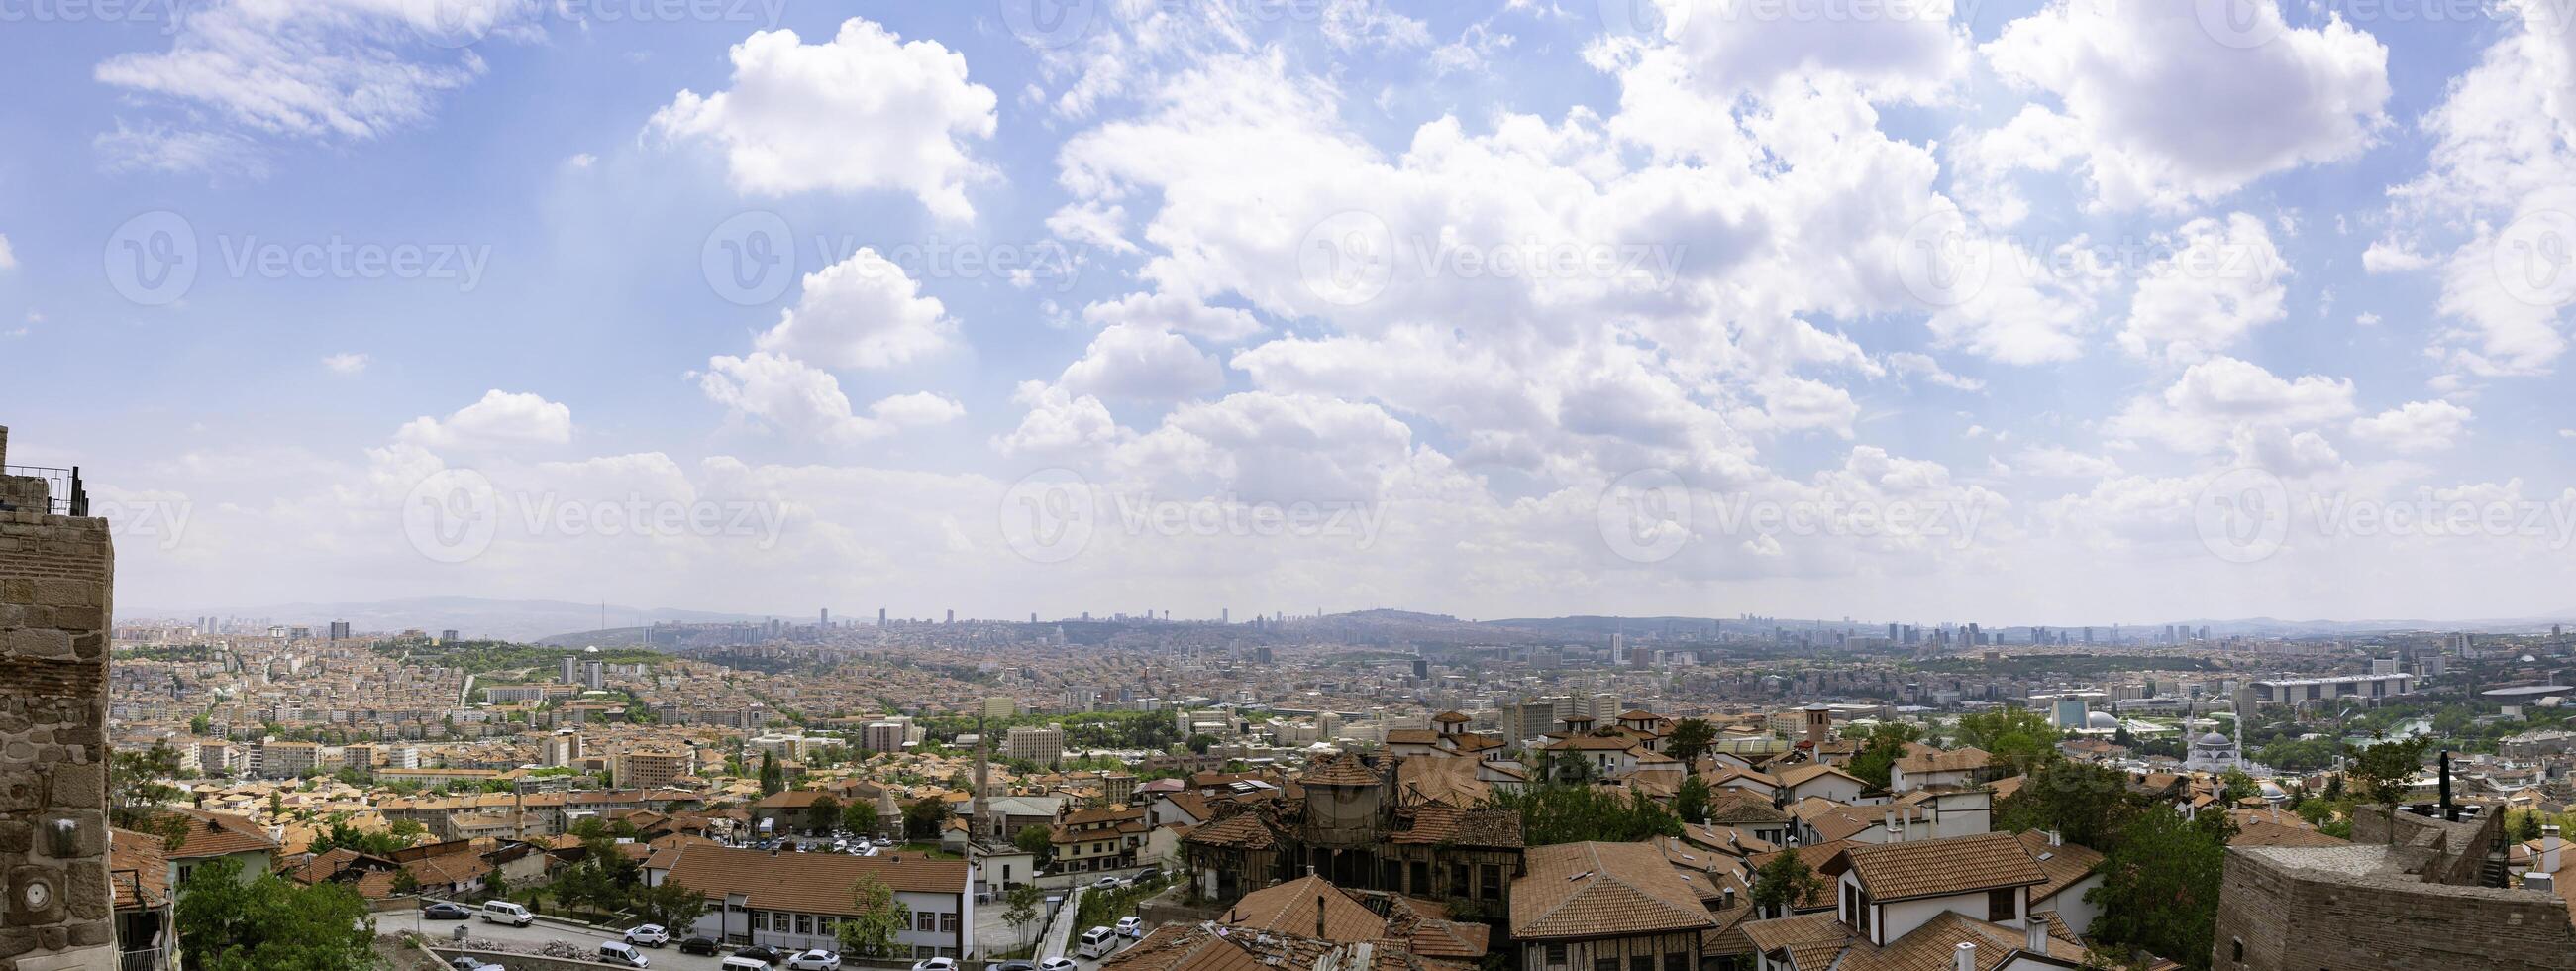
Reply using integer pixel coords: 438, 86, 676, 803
1116, 917, 1146, 938
735, 945, 790, 966
421, 901, 470, 920
993, 961, 1036, 971
1038, 957, 1079, 971
786, 950, 843, 971
911, 958, 957, 971
624, 924, 670, 947
1077, 927, 1118, 959
678, 936, 721, 956
477, 901, 534, 927
1091, 876, 1122, 889
722, 958, 773, 971
447, 958, 504, 971
596, 939, 651, 968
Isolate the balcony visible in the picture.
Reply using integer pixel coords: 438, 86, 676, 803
0, 463, 87, 516
117, 945, 172, 971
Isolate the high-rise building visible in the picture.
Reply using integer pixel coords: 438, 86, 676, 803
328, 620, 352, 640
581, 659, 605, 690
1003, 725, 1065, 765
877, 607, 887, 626
562, 656, 580, 685
440, 628, 460, 643
819, 607, 830, 628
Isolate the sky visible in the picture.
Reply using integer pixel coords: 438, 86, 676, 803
2, 0, 2575, 627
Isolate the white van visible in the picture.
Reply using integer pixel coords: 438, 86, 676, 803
477, 901, 533, 927
1077, 927, 1118, 959
596, 940, 651, 967
721, 958, 772, 971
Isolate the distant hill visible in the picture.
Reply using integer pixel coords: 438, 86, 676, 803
129, 596, 771, 643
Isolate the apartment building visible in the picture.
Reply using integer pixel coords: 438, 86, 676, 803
645, 844, 974, 959
1004, 725, 1064, 765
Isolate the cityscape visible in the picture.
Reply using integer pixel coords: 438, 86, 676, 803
7, 3, 2576, 971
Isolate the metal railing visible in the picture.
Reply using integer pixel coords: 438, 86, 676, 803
117, 945, 171, 971
1, 463, 86, 516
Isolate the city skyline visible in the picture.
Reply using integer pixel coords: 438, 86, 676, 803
5, 2, 2576, 623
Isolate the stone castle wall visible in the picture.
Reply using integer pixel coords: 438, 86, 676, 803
2213, 835, 2576, 971
0, 424, 119, 971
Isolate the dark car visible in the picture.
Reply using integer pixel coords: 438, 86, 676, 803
736, 945, 790, 966
678, 936, 721, 956
993, 961, 1037, 971
421, 902, 471, 920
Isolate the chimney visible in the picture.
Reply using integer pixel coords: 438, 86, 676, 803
1954, 941, 1976, 971
2026, 913, 2047, 955
1316, 895, 1328, 939
2045, 829, 2060, 847
1884, 809, 1899, 842
2544, 825, 2563, 875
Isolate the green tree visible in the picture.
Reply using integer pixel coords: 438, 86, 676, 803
1993, 760, 2138, 850
811, 794, 843, 835
836, 874, 912, 959
1015, 824, 1055, 867
1665, 718, 1717, 764
1003, 884, 1045, 951
1186, 733, 1218, 755
631, 878, 712, 931
2344, 735, 2432, 843
1844, 722, 1923, 791
904, 796, 950, 839
2085, 809, 2234, 970
759, 751, 785, 796
1673, 775, 1712, 825
1951, 707, 2060, 775
109, 741, 185, 829
175, 858, 382, 971
1488, 784, 1681, 845
390, 869, 420, 896
1748, 851, 1825, 919
843, 799, 882, 836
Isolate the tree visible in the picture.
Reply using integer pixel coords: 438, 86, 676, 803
759, 751, 785, 796
2085, 809, 2234, 970
631, 878, 712, 931
1665, 718, 1717, 764
1487, 784, 1681, 845
1015, 824, 1055, 867
110, 741, 185, 829
1844, 722, 1923, 792
1748, 851, 1825, 919
1674, 775, 1712, 825
482, 862, 509, 900
843, 799, 881, 836
1951, 707, 2060, 775
2345, 735, 2432, 843
904, 796, 950, 839
1186, 733, 1218, 755
175, 858, 382, 971
1994, 760, 2138, 850
836, 874, 911, 959
390, 869, 421, 896
811, 794, 843, 835
2217, 768, 2257, 806
1003, 884, 1045, 950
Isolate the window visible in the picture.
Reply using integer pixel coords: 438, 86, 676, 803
1664, 954, 1686, 971
1410, 861, 1429, 892
1987, 889, 2016, 922
1629, 955, 1652, 971
940, 912, 959, 934
2230, 939, 2243, 962
1594, 958, 1617, 971
918, 912, 939, 932
1481, 864, 1502, 901
1546, 944, 1568, 966
795, 914, 812, 935
753, 911, 769, 931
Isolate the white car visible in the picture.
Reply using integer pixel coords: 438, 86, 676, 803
1038, 958, 1079, 971
911, 958, 957, 971
787, 950, 843, 971
624, 924, 670, 947
1091, 876, 1122, 889
1077, 927, 1118, 959
1116, 917, 1145, 938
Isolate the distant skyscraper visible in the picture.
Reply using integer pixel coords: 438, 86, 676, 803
440, 628, 459, 643
877, 607, 887, 626
946, 609, 955, 624
561, 656, 579, 685
328, 620, 351, 641
581, 659, 605, 690
820, 607, 830, 628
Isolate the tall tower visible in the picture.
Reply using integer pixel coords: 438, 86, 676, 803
0, 426, 120, 971
973, 715, 990, 840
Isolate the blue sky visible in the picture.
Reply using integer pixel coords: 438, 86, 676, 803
3, 0, 2573, 626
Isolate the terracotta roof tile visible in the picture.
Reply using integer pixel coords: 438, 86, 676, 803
1843, 832, 2045, 903
1220, 876, 1389, 942
1511, 842, 1718, 940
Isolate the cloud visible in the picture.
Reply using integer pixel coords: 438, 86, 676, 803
1649, 0, 1969, 102
322, 353, 369, 376
1885, 352, 1985, 392
396, 390, 572, 451
753, 248, 957, 371
2117, 213, 2290, 363
2014, 446, 2121, 479
648, 17, 998, 221
993, 381, 1124, 458
697, 352, 960, 443
1058, 323, 1225, 401
2105, 356, 2356, 453
1080, 291, 1264, 342
1979, 0, 2389, 210
92, 0, 511, 174
0, 233, 15, 270
2350, 399, 2472, 453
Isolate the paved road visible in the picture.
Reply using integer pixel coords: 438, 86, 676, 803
401, 908, 741, 971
